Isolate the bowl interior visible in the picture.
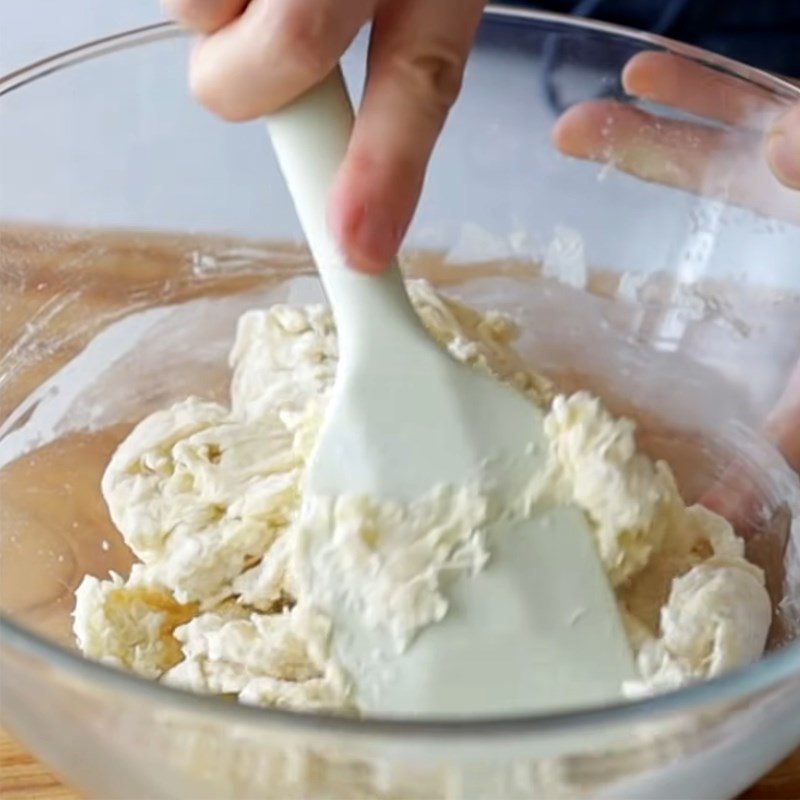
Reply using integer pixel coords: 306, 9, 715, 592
1, 15, 799, 713
1, 226, 799, 659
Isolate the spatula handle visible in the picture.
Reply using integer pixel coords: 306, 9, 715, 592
266, 67, 423, 367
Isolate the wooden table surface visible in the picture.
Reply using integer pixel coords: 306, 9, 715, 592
2, 728, 799, 800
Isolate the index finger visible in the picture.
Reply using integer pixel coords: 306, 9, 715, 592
622, 52, 788, 131
328, 0, 485, 273
552, 99, 800, 224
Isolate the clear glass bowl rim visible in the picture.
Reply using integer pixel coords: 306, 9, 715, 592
1, 6, 798, 740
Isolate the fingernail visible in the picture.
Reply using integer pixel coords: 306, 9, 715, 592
766, 127, 800, 189
349, 204, 400, 274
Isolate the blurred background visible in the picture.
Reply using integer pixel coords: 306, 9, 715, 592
3, 2, 798, 286
1, 3, 164, 74
4, 1, 798, 77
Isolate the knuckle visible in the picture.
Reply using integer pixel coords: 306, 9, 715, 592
189, 57, 252, 122
275, 3, 331, 83
390, 45, 465, 115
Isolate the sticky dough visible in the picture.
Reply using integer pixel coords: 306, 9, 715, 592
73, 281, 771, 710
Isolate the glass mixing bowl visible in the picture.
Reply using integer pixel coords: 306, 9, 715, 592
1, 8, 799, 799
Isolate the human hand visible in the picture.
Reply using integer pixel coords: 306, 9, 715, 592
162, 0, 486, 274
552, 52, 800, 519
552, 51, 800, 221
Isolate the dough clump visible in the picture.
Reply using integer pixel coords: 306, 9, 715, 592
73, 281, 771, 710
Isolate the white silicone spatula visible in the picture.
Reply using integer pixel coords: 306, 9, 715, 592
266, 67, 634, 716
